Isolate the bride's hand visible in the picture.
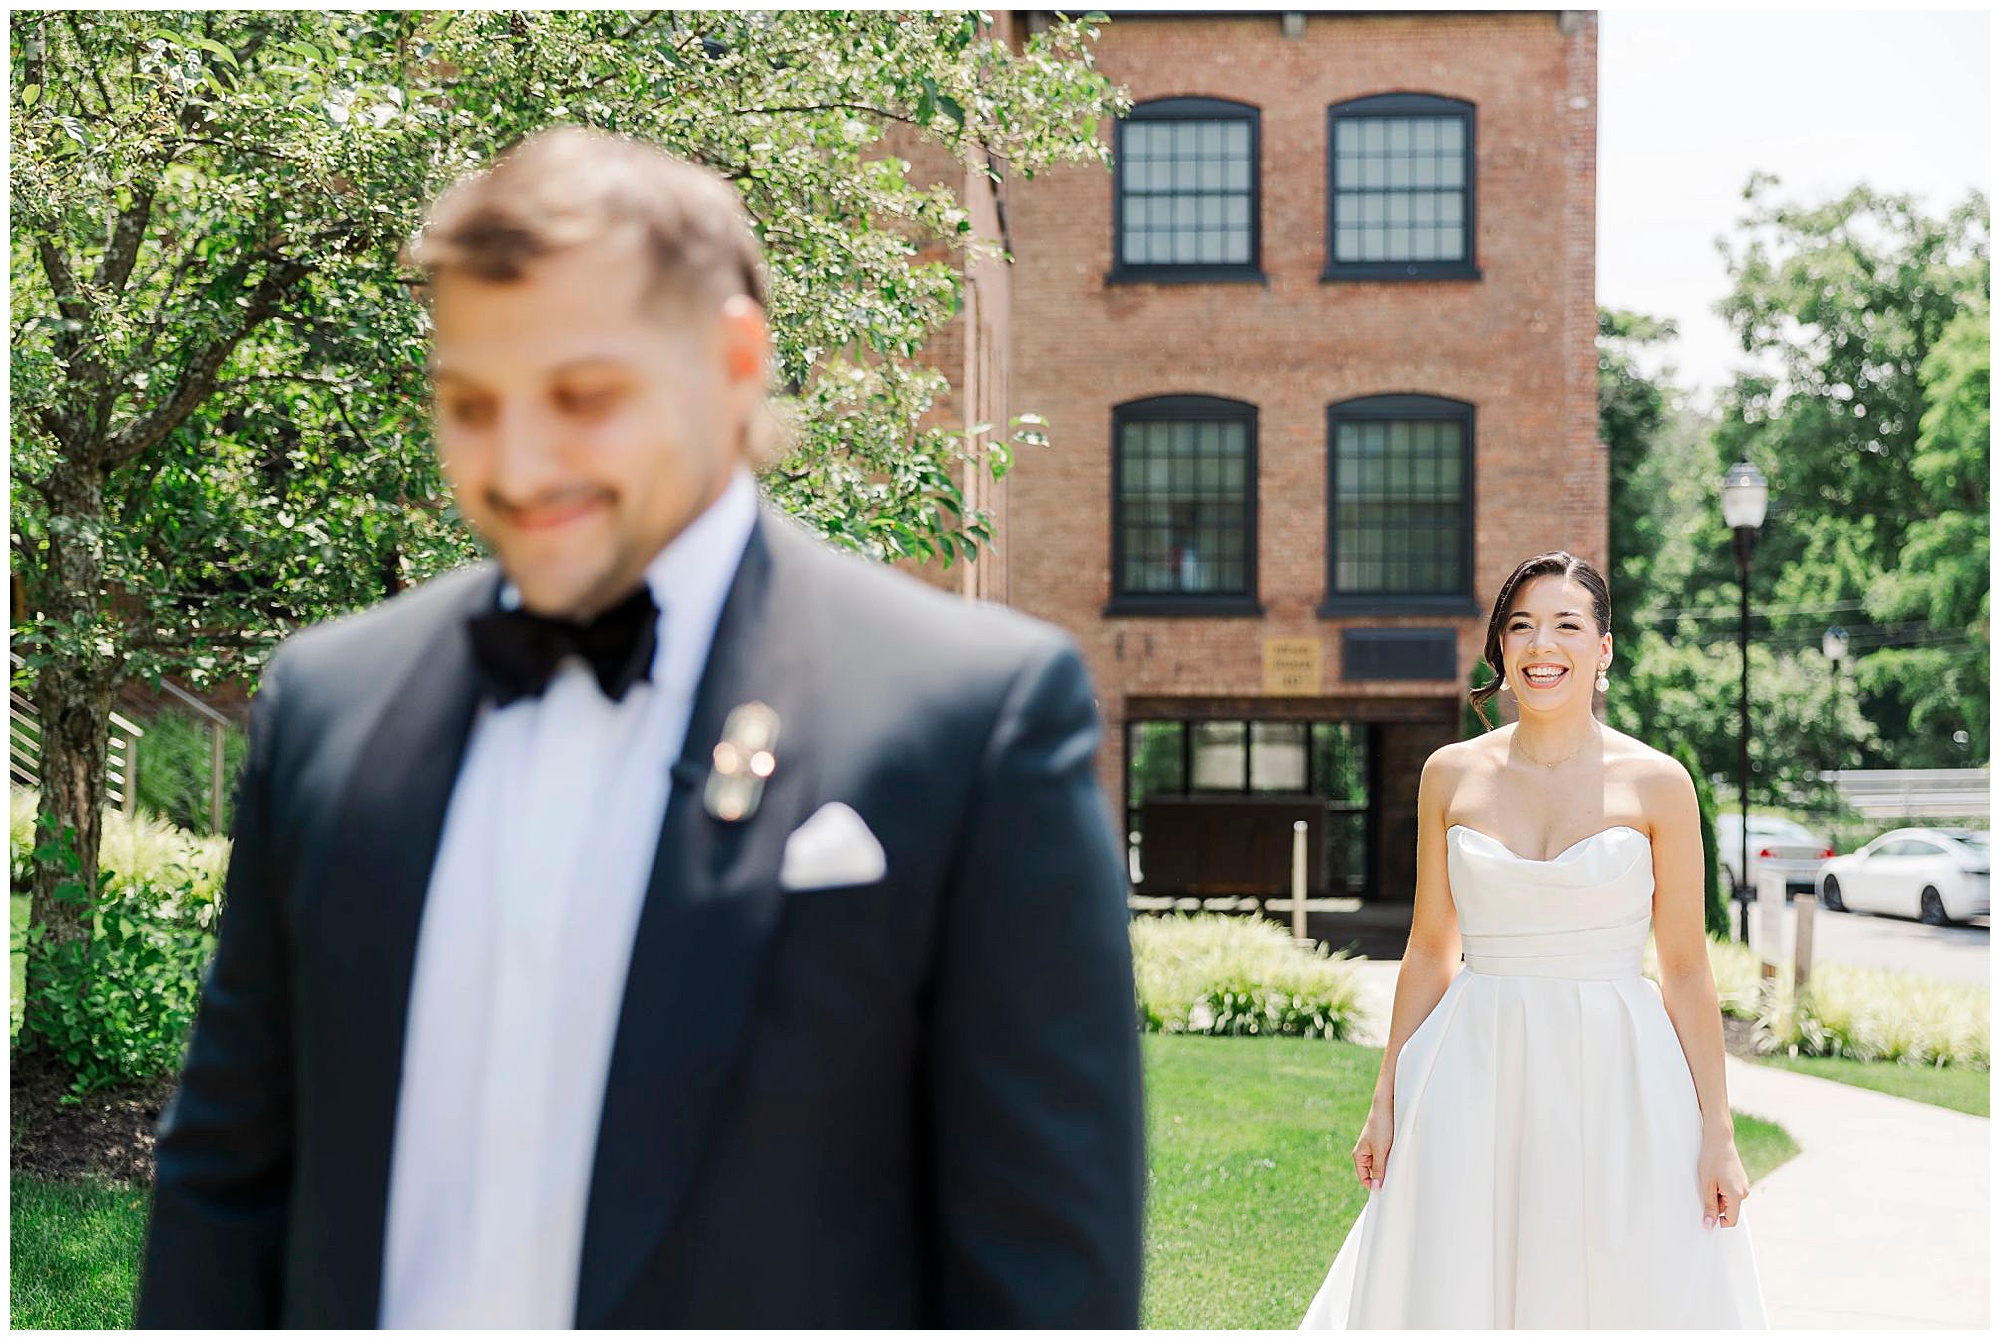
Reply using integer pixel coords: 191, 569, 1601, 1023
1698, 1130, 1750, 1229
1351, 1098, 1394, 1191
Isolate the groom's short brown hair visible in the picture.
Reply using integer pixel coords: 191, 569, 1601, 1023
406, 125, 767, 317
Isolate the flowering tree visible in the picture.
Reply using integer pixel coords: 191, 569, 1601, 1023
9, 8, 1123, 946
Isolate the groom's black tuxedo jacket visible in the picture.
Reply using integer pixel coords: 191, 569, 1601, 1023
135, 508, 1144, 1328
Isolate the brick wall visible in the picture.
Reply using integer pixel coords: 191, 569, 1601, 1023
878, 28, 1017, 603
989, 10, 1600, 812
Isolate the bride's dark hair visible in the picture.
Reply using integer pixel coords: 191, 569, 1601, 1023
1469, 550, 1612, 729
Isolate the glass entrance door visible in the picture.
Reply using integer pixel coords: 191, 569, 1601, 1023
1126, 718, 1373, 895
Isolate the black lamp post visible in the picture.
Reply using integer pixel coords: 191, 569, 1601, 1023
1722, 460, 1769, 944
1824, 623, 1850, 768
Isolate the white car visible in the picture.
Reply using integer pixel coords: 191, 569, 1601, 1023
1817, 827, 1992, 925
1716, 813, 1835, 900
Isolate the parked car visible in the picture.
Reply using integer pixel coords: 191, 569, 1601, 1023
1715, 813, 1836, 901
1817, 827, 1991, 925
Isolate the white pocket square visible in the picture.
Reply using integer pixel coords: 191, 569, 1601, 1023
779, 802, 887, 891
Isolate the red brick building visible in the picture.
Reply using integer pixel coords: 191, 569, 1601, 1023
932, 10, 1603, 919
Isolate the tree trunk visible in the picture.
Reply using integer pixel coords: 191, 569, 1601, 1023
30, 666, 115, 940
28, 461, 116, 947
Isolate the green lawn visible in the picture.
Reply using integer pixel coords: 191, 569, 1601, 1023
1753, 1051, 1990, 1116
1732, 1110, 1799, 1184
1138, 1034, 1799, 1329
9, 1175, 150, 1329
7, 1034, 1800, 1330
1141, 1034, 1377, 1328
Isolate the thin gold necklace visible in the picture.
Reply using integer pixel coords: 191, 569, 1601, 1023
1517, 725, 1598, 770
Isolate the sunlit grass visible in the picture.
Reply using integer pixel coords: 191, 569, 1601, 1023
8, 1175, 149, 1329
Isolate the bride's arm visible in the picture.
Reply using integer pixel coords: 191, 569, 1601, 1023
1353, 750, 1462, 1185
1648, 758, 1751, 1228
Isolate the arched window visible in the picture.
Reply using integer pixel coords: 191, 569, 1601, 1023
1109, 395, 1260, 614
1325, 93, 1479, 282
1111, 98, 1262, 284
1323, 394, 1475, 611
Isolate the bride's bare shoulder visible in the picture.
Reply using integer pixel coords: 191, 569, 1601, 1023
1599, 725, 1668, 763
1426, 729, 1506, 779
1602, 727, 1696, 792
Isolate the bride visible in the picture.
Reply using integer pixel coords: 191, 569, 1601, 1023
1301, 551, 1766, 1328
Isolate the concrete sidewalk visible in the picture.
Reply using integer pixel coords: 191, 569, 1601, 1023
1339, 958, 1990, 1330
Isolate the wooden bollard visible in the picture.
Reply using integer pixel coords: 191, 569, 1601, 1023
1292, 820, 1309, 946
1793, 888, 1816, 995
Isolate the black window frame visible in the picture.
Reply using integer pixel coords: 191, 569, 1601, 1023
1323, 92, 1481, 284
1320, 393, 1478, 617
1109, 96, 1266, 286
1107, 394, 1263, 617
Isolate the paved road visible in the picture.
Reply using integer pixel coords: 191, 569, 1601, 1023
1749, 893, 1988, 983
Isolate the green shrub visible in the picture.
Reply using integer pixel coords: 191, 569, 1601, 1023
1132, 913, 1366, 1041
11, 792, 227, 1093
1674, 743, 1730, 938
131, 708, 249, 837
1648, 935, 1990, 1070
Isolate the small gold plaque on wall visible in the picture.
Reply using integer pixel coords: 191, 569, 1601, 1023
1262, 637, 1322, 694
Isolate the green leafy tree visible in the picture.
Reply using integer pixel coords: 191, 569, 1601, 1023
1612, 630, 1877, 800
1609, 179, 1987, 800
1858, 293, 1989, 761
1710, 176, 1988, 770
9, 10, 1123, 958
1598, 306, 1679, 649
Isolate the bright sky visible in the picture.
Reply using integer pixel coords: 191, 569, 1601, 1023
1597, 7, 1991, 404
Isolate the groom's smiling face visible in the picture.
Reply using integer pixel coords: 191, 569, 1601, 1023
427, 228, 769, 622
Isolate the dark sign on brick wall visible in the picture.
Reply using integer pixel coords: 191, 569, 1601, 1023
1342, 628, 1458, 682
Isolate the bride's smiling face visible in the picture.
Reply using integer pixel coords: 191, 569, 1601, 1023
1501, 574, 1612, 711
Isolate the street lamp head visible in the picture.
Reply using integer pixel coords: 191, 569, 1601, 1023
1822, 624, 1849, 663
1721, 460, 1769, 530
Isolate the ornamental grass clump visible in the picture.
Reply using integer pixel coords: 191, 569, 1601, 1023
12, 788, 228, 922
1132, 913, 1367, 1041
1646, 933, 1989, 1070
1766, 962, 1988, 1068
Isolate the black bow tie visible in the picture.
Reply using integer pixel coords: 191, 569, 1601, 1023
467, 582, 660, 706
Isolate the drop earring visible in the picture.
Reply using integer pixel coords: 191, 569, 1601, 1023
1499, 677, 1511, 693
1595, 666, 1610, 693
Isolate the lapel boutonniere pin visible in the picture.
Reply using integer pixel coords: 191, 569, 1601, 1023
704, 701, 780, 822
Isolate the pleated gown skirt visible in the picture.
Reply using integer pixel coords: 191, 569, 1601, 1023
1301, 825, 1766, 1329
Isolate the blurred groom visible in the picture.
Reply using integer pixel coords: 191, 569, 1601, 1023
136, 126, 1144, 1328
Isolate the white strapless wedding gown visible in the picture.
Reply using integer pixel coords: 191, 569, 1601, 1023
1301, 824, 1767, 1329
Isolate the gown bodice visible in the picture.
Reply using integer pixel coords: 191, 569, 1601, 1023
1445, 824, 1655, 980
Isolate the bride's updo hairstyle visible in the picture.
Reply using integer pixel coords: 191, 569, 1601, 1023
1469, 550, 1612, 729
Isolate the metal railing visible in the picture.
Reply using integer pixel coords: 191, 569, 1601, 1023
9, 652, 146, 812
1820, 768, 1991, 820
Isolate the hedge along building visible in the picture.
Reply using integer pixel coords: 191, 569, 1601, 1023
908, 9, 1604, 931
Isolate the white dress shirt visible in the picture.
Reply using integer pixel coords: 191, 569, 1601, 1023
379, 467, 760, 1328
